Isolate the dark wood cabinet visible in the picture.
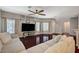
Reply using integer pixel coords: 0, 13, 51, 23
20, 36, 36, 49
20, 34, 53, 49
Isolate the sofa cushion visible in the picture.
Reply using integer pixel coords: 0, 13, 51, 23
63, 37, 75, 52
0, 32, 12, 44
59, 35, 67, 41
53, 35, 62, 42
45, 36, 75, 53
44, 41, 69, 53
44, 35, 62, 47
63, 36, 74, 43
0, 40, 3, 52
1, 38, 25, 53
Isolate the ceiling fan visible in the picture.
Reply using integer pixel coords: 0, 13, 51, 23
28, 9, 46, 16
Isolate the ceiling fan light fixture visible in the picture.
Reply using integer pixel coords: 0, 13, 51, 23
28, 9, 46, 16
35, 14, 39, 16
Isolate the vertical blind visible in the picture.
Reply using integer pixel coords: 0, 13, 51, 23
35, 22, 49, 32
42, 22, 49, 32
36, 22, 40, 32
7, 19, 15, 33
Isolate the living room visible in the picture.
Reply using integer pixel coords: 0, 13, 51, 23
0, 6, 79, 53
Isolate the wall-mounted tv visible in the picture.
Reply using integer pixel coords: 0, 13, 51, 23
22, 23, 35, 31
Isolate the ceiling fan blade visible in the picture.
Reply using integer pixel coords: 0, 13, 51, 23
38, 10, 44, 13
28, 10, 36, 14
39, 14, 46, 16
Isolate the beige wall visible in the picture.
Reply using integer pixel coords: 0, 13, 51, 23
55, 17, 78, 35
55, 18, 66, 33
15, 19, 22, 36
1, 10, 21, 20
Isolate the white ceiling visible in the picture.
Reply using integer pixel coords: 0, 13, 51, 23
0, 6, 79, 18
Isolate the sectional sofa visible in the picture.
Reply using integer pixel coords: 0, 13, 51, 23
0, 33, 75, 53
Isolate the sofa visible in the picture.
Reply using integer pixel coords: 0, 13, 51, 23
0, 32, 75, 53
0, 33, 26, 53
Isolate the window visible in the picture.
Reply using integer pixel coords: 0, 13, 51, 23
36, 22, 40, 32
7, 19, 15, 33
42, 22, 49, 32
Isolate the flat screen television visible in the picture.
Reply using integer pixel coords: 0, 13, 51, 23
22, 23, 35, 31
